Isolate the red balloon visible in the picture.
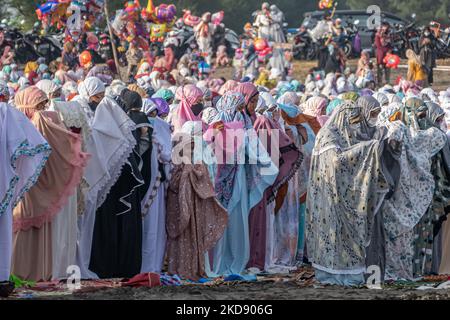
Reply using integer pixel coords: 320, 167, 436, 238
261, 47, 272, 56
254, 38, 267, 52
384, 53, 400, 69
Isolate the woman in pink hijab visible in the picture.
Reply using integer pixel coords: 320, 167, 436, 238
218, 80, 239, 95
233, 82, 260, 125
302, 96, 329, 127
12, 86, 89, 281
173, 84, 204, 132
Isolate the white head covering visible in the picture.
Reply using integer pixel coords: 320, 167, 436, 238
201, 107, 219, 124
372, 92, 389, 107
0, 102, 51, 218
179, 67, 190, 78
269, 68, 282, 80
316, 80, 325, 90
260, 92, 277, 109
0, 71, 7, 82
168, 86, 178, 95
62, 81, 79, 97
78, 77, 106, 99
305, 82, 316, 93
137, 76, 151, 91
141, 98, 158, 115
386, 93, 401, 105
105, 79, 127, 98
336, 77, 348, 94
18, 77, 30, 90
83, 96, 137, 206
36, 79, 62, 98
420, 87, 439, 103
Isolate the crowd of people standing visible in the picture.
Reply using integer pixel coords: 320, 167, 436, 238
0, 4, 450, 298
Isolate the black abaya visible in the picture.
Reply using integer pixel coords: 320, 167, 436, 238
89, 91, 154, 279
89, 153, 144, 278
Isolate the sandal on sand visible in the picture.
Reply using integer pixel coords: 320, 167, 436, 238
0, 281, 15, 298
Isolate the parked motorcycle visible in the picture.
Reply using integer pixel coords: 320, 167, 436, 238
24, 31, 62, 63
3, 27, 40, 64
390, 15, 420, 58
428, 21, 450, 59
293, 26, 317, 60
2, 23, 62, 65
341, 19, 361, 58
166, 21, 240, 61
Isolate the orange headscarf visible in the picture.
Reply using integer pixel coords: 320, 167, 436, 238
281, 111, 321, 135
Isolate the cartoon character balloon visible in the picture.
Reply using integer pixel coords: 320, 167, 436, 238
182, 10, 200, 27
155, 4, 176, 23
211, 11, 224, 26
79, 50, 92, 67
150, 23, 169, 42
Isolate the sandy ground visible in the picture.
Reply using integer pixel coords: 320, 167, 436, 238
4, 267, 450, 300
7, 280, 450, 300
50, 283, 450, 300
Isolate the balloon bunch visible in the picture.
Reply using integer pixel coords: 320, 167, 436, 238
383, 53, 400, 69
181, 9, 224, 27
141, 0, 177, 42
112, 0, 149, 50
36, 0, 71, 30
36, 0, 104, 37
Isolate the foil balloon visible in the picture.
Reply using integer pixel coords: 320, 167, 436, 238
384, 53, 400, 69
123, 0, 141, 20
79, 50, 92, 67
36, 1, 60, 16
150, 23, 168, 42
198, 61, 211, 74
156, 4, 176, 23
318, 0, 333, 9
254, 38, 268, 51
211, 11, 224, 25
182, 10, 200, 27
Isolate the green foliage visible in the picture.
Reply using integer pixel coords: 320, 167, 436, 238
3, 0, 41, 30
4, 0, 450, 32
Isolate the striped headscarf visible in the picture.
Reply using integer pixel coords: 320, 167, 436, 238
214, 92, 246, 123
